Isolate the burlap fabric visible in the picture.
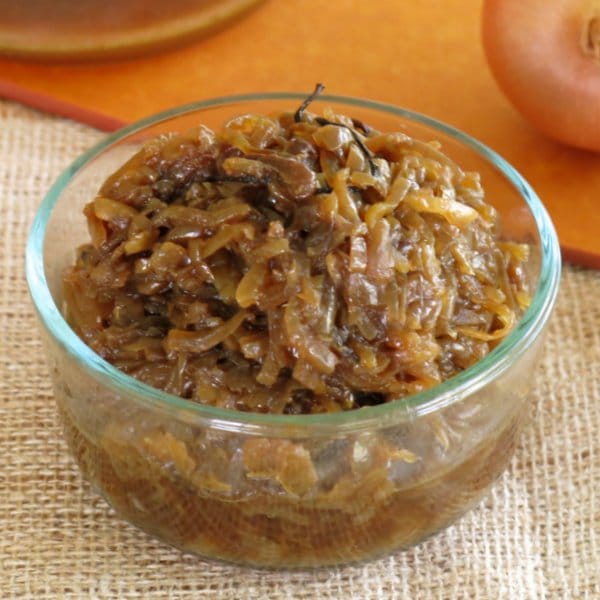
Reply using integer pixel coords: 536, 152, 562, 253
1, 99, 598, 599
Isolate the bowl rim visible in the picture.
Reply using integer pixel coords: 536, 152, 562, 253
26, 91, 561, 435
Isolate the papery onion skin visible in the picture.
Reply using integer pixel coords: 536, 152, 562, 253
482, 0, 600, 152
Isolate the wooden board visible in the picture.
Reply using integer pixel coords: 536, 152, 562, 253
1, 0, 598, 266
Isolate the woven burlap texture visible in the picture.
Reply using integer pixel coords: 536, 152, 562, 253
1, 100, 598, 600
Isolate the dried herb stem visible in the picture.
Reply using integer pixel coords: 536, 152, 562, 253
294, 83, 326, 123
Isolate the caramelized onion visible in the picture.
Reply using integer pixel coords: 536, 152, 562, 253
64, 103, 530, 414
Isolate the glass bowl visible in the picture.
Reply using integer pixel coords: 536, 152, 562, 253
26, 93, 561, 568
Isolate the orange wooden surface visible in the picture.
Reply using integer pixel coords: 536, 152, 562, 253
1, 0, 598, 266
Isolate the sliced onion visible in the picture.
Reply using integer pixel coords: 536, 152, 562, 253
164, 310, 249, 354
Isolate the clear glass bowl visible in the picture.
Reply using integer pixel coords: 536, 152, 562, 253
26, 93, 561, 567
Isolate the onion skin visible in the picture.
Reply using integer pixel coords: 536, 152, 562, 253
482, 0, 600, 152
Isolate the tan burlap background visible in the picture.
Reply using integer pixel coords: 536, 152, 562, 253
1, 99, 598, 599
